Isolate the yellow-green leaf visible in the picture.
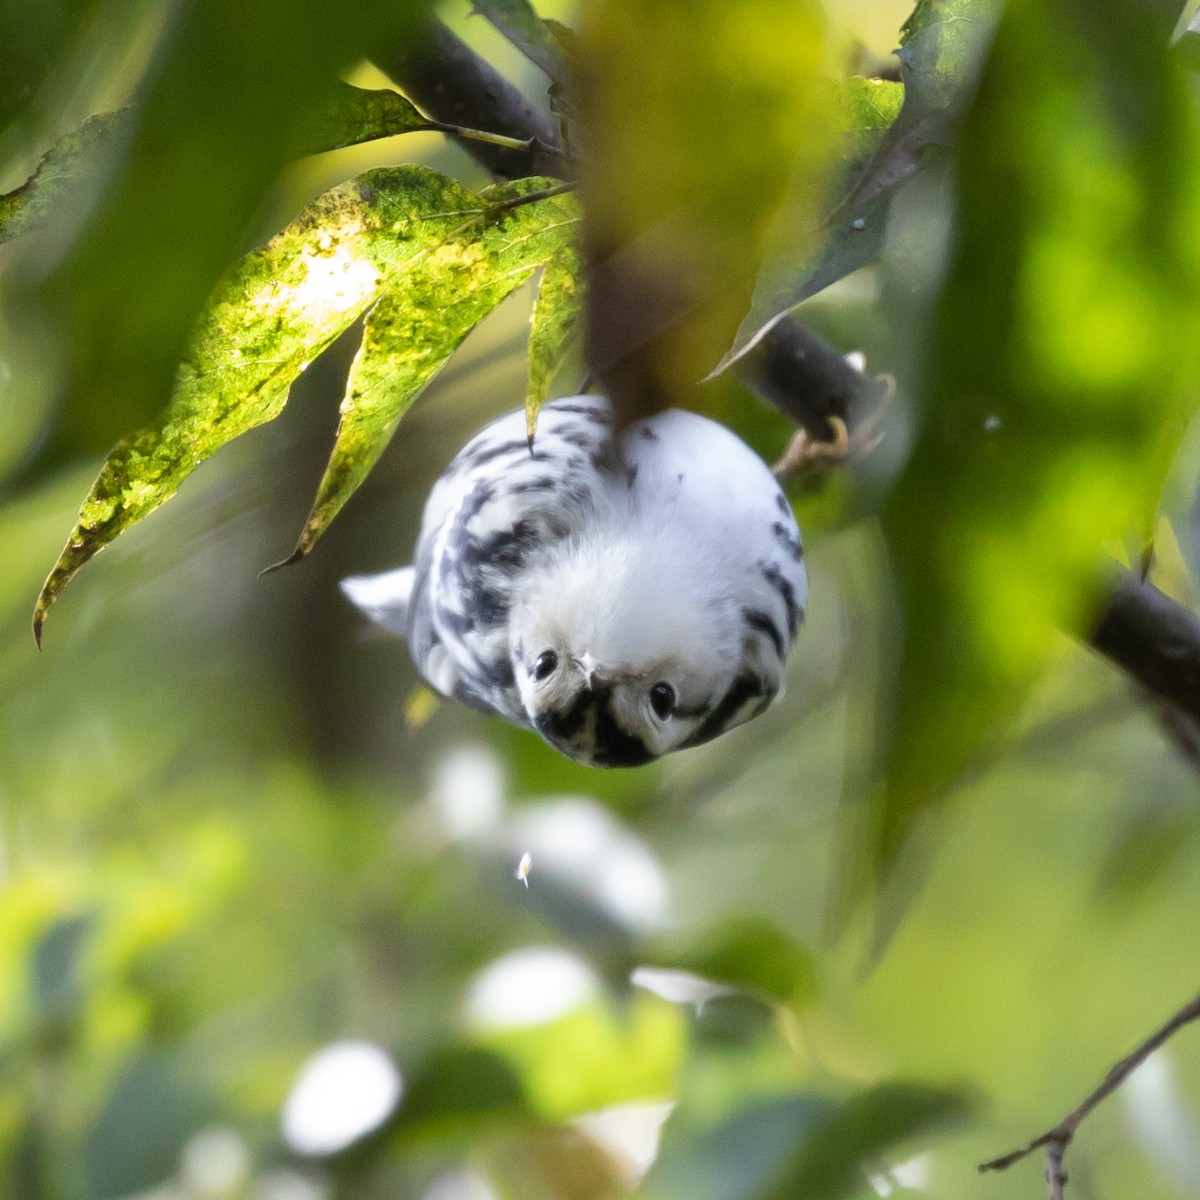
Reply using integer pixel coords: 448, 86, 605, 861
525, 243, 583, 438
280, 182, 582, 564
34, 167, 571, 641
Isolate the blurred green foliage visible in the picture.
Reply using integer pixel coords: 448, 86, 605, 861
3, 0, 1200, 1199
877, 0, 1200, 870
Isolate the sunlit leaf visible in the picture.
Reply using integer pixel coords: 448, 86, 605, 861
0, 110, 129, 246
36, 168, 581, 640
577, 0, 835, 422
280, 180, 582, 564
526, 242, 584, 438
483, 995, 684, 1120
873, 0, 1200, 871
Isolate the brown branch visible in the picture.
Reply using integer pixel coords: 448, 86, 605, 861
980, 991, 1200, 1198
1091, 570, 1200, 725
373, 16, 565, 181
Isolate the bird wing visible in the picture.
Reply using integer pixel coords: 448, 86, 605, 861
408, 397, 616, 720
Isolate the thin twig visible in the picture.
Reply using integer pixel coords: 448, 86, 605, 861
979, 990, 1200, 1198
426, 122, 561, 159
488, 181, 578, 212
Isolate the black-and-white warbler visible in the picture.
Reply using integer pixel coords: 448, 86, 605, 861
341, 395, 806, 766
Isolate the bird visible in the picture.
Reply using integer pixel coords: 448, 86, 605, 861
341, 395, 806, 767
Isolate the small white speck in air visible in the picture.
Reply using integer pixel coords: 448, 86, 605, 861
515, 851, 533, 887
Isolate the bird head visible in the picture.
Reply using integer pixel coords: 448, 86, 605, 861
509, 531, 771, 766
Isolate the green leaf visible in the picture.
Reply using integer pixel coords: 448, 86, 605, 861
85, 1053, 223, 1200
840, 0, 996, 217
319, 83, 435, 150
716, 78, 904, 373
474, 0, 569, 86
644, 1083, 967, 1200
578, 0, 836, 418
35, 167, 581, 640
526, 242, 584, 438
1176, 10, 1200, 72
279, 181, 582, 565
872, 0, 1200, 872
719, 0, 996, 374
762, 1083, 971, 1200
482, 994, 685, 1119
32, 913, 93, 1028
0, 109, 130, 246
27, 0, 431, 466
0, 0, 92, 136
389, 1046, 532, 1145
0, 86, 455, 249
664, 917, 818, 1008
645, 1095, 836, 1200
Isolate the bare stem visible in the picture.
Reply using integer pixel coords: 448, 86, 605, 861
488, 181, 578, 212
979, 991, 1200, 1197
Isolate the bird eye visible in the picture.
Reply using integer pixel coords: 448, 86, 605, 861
649, 682, 675, 719
533, 650, 559, 681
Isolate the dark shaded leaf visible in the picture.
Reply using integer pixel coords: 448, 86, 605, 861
31, 0, 432, 465
841, 0, 995, 216
716, 78, 904, 372
1176, 10, 1200, 71
763, 1082, 971, 1200
32, 913, 93, 1027
391, 1046, 532, 1144
85, 1053, 221, 1200
667, 917, 818, 1008
0, 0, 92, 135
645, 1094, 835, 1200
474, 0, 569, 86
0, 110, 130, 246
319, 83, 435, 150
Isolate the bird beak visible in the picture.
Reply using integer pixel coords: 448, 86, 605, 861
574, 651, 598, 689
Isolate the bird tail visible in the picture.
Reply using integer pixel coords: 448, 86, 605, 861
340, 567, 414, 638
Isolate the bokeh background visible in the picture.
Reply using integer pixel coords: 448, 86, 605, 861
4, 1, 1200, 1198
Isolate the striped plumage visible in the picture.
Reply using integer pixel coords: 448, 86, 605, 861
341, 395, 806, 766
